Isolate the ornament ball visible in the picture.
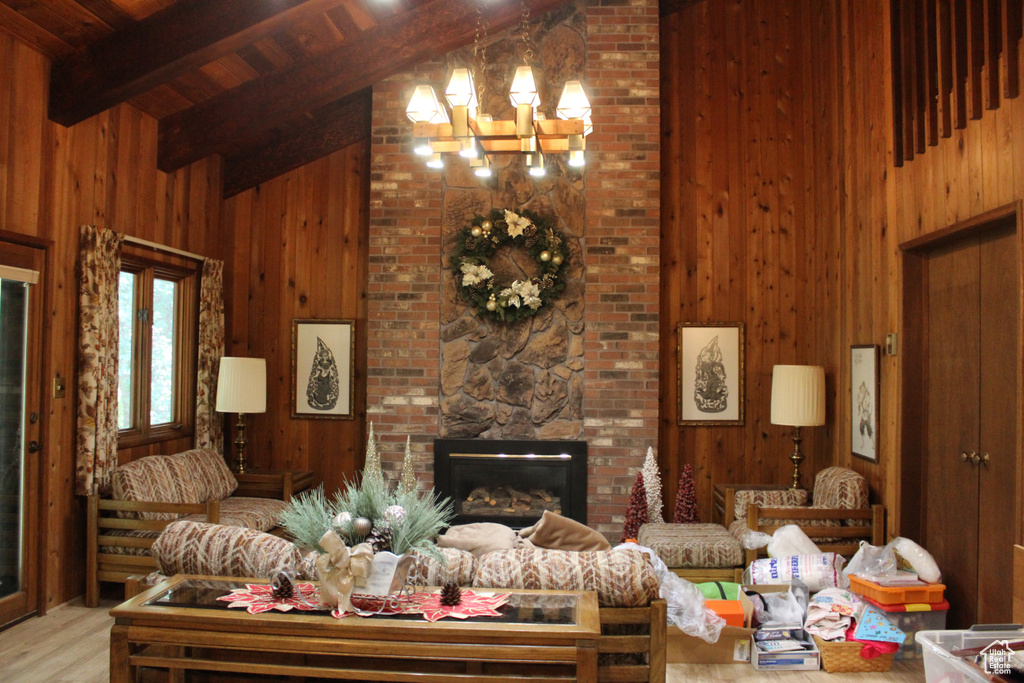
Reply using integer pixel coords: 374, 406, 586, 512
333, 511, 353, 528
353, 517, 373, 537
539, 250, 551, 262
470, 226, 482, 237
552, 254, 563, 266
486, 300, 497, 311
482, 220, 493, 231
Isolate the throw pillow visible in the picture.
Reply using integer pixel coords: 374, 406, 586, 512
517, 510, 612, 552
437, 522, 519, 557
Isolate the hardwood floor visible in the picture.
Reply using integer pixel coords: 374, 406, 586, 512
0, 599, 926, 682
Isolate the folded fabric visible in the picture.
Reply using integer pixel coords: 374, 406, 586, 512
844, 622, 901, 659
518, 510, 612, 552
437, 523, 519, 557
804, 588, 861, 641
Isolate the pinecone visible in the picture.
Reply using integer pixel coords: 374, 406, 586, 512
523, 223, 538, 238
367, 524, 394, 553
524, 235, 539, 248
271, 572, 295, 600
440, 581, 462, 607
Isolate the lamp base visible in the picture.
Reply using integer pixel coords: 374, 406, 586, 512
788, 426, 805, 490
233, 413, 248, 474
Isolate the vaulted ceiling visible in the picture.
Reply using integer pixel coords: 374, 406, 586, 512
0, 0, 691, 196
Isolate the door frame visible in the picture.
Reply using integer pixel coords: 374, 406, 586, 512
0, 229, 52, 623
899, 202, 1024, 547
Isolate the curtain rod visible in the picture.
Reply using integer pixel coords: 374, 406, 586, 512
122, 235, 208, 262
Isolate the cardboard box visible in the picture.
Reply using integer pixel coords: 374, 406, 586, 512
667, 584, 791, 664
750, 629, 821, 671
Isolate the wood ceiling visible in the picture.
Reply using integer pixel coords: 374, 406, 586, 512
0, 0, 589, 196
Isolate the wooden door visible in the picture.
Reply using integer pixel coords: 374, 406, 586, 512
0, 239, 45, 628
924, 235, 982, 629
976, 226, 1018, 624
921, 222, 1018, 628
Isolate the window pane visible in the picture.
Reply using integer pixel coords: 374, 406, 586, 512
150, 279, 177, 425
117, 272, 136, 430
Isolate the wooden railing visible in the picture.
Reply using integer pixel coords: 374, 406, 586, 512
891, 0, 1023, 165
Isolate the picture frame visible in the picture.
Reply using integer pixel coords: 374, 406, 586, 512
677, 322, 745, 425
850, 344, 879, 462
291, 319, 355, 419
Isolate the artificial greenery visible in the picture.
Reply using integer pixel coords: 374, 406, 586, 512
278, 462, 454, 564
450, 208, 570, 323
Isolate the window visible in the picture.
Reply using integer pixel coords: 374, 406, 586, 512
117, 256, 198, 446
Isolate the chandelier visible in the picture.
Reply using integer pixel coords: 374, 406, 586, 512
404, 1, 592, 178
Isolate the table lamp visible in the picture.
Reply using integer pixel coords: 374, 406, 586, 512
216, 357, 266, 473
771, 365, 825, 490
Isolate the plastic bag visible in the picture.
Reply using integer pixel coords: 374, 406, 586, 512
616, 542, 726, 644
841, 540, 898, 584
746, 580, 809, 628
888, 537, 942, 583
767, 525, 821, 559
740, 530, 772, 550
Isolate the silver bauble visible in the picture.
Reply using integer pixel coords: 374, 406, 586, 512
333, 511, 353, 528
353, 516, 373, 537
383, 505, 406, 525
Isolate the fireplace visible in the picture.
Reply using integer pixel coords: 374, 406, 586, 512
434, 439, 587, 528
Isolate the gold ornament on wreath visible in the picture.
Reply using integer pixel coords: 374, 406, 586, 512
452, 208, 569, 323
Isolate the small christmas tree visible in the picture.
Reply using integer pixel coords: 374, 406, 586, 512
620, 472, 649, 543
363, 422, 384, 489
398, 435, 417, 494
640, 446, 664, 523
673, 463, 699, 524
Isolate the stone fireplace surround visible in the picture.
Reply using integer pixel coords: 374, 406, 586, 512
366, 0, 661, 541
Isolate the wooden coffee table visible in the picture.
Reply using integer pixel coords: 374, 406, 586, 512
109, 574, 601, 682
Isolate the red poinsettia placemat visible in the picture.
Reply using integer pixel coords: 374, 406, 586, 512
217, 582, 322, 614
401, 589, 511, 623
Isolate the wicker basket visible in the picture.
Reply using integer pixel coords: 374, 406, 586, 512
813, 635, 896, 673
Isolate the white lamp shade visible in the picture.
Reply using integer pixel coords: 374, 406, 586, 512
509, 66, 540, 107
556, 80, 591, 120
216, 357, 267, 414
770, 365, 825, 427
406, 85, 449, 124
445, 68, 476, 108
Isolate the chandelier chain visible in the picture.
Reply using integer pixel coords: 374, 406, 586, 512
474, 2, 488, 111
519, 0, 534, 63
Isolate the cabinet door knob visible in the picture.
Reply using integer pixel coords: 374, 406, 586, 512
980, 452, 990, 466
970, 451, 982, 465
960, 450, 976, 463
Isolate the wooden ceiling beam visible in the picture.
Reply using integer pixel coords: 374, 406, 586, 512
49, 0, 346, 127
157, 0, 573, 173
222, 88, 372, 198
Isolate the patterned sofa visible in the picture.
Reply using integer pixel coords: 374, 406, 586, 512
145, 521, 668, 683
85, 448, 297, 607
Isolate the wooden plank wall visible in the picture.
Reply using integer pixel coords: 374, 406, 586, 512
839, 0, 1024, 539
659, 0, 844, 519
220, 143, 370, 495
0, 33, 224, 608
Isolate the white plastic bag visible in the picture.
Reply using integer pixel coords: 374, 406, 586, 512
616, 542, 726, 644
888, 537, 942, 583
842, 540, 898, 584
767, 525, 821, 559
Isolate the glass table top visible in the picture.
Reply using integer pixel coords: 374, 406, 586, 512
144, 578, 581, 626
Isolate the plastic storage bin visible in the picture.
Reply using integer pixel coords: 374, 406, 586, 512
849, 574, 946, 604
861, 596, 949, 659
916, 627, 1024, 683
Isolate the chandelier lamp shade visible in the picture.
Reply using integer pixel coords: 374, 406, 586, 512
406, 67, 593, 175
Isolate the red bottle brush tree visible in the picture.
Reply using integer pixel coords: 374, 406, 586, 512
620, 472, 649, 543
673, 463, 699, 524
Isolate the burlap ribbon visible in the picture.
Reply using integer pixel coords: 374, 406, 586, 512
315, 530, 373, 612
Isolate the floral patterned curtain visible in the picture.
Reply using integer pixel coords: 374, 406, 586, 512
76, 225, 124, 496
194, 258, 225, 453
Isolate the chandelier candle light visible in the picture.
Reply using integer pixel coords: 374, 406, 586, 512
405, 3, 592, 175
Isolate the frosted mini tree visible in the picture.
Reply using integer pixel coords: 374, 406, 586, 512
398, 435, 417, 494
640, 446, 664, 523
363, 422, 384, 489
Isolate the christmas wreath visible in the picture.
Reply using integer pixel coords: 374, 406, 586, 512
451, 208, 569, 323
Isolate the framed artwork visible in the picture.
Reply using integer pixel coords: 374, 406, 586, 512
677, 322, 745, 425
851, 344, 879, 462
291, 319, 355, 419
